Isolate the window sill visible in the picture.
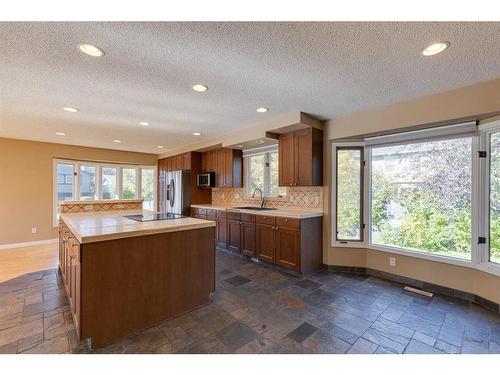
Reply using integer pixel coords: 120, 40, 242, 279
331, 241, 500, 277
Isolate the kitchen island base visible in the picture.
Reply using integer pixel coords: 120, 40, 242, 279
59, 224, 215, 348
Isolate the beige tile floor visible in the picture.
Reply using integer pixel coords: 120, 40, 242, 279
0, 243, 58, 283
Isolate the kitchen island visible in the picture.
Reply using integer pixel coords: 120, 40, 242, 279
58, 206, 215, 348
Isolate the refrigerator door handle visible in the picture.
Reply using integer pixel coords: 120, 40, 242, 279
169, 178, 175, 208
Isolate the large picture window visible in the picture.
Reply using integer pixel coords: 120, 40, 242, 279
53, 160, 156, 226
370, 137, 472, 260
332, 120, 500, 276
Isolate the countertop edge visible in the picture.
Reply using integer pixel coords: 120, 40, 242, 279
190, 204, 323, 218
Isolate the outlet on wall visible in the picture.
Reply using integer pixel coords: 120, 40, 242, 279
31, 227, 37, 234
389, 257, 396, 266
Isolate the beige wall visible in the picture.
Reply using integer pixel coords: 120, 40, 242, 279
323, 78, 500, 304
0, 138, 157, 245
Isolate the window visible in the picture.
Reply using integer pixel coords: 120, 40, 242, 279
245, 146, 286, 197
489, 131, 500, 263
141, 169, 155, 211
53, 159, 156, 226
122, 168, 137, 199
102, 167, 118, 199
370, 137, 472, 260
335, 147, 363, 241
55, 163, 74, 219
331, 120, 500, 276
79, 165, 97, 200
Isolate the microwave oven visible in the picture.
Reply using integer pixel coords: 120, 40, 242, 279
196, 172, 215, 187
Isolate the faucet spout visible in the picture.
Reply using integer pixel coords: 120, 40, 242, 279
251, 188, 265, 208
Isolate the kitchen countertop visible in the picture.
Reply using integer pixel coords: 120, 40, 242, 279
60, 209, 215, 244
191, 204, 323, 218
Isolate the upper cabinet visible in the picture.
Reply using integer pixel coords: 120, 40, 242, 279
279, 127, 323, 186
202, 148, 242, 188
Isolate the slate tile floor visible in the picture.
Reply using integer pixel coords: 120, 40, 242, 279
1, 249, 499, 354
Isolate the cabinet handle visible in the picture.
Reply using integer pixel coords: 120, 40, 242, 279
285, 219, 289, 222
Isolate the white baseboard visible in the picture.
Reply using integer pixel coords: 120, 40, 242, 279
0, 238, 58, 250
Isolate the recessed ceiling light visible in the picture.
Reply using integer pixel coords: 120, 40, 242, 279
256, 140, 265, 144
422, 42, 450, 56
79, 43, 104, 57
193, 132, 201, 136
192, 84, 208, 92
63, 107, 79, 113
113, 139, 122, 143
256, 107, 269, 113
139, 121, 150, 126
55, 132, 66, 136
156, 145, 164, 149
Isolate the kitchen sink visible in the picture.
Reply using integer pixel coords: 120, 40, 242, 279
232, 206, 276, 211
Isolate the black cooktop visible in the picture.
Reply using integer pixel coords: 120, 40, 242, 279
123, 213, 185, 222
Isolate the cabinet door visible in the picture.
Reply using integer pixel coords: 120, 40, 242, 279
210, 150, 217, 173
241, 222, 256, 257
64, 240, 72, 286
256, 224, 275, 263
294, 128, 313, 186
202, 152, 209, 172
227, 219, 241, 252
276, 227, 300, 271
216, 218, 227, 248
73, 258, 81, 335
279, 132, 295, 186
182, 152, 191, 171
216, 149, 226, 187
224, 149, 233, 188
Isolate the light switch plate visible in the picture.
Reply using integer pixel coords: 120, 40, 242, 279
389, 257, 396, 266
31, 227, 37, 234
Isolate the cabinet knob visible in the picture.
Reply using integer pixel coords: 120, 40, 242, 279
285, 219, 289, 222
263, 217, 267, 219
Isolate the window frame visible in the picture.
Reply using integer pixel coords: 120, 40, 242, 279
331, 121, 500, 277
244, 145, 286, 198
333, 145, 365, 244
53, 159, 157, 227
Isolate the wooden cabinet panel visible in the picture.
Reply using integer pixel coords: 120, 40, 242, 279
241, 221, 256, 257
256, 215, 276, 226
226, 211, 241, 221
216, 149, 226, 187
279, 132, 295, 187
206, 209, 217, 218
216, 218, 227, 248
181, 152, 191, 171
276, 216, 300, 230
294, 129, 313, 186
202, 150, 217, 173
256, 224, 275, 263
240, 213, 256, 223
227, 219, 241, 253
276, 227, 300, 271
224, 148, 233, 187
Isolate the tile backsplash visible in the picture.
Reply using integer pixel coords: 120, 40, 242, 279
212, 187, 324, 210
59, 199, 143, 213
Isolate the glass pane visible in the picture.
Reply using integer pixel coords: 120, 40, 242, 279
490, 132, 500, 263
370, 137, 472, 260
122, 168, 137, 199
269, 152, 286, 197
141, 169, 155, 210
336, 149, 362, 241
56, 163, 74, 216
102, 167, 118, 200
79, 165, 97, 200
248, 154, 265, 194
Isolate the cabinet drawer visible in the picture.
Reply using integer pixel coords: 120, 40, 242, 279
256, 215, 276, 226
240, 213, 256, 223
197, 208, 207, 216
216, 210, 226, 218
277, 216, 300, 230
206, 209, 217, 218
226, 211, 241, 221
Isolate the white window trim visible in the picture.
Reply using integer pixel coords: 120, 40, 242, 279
53, 159, 157, 227
331, 120, 500, 277
244, 145, 285, 198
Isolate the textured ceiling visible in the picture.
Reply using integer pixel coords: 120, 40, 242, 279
0, 22, 499, 154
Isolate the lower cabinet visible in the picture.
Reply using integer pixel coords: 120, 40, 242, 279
216, 218, 227, 248
227, 219, 241, 252
241, 221, 256, 257
275, 227, 300, 270
58, 222, 82, 338
256, 224, 276, 263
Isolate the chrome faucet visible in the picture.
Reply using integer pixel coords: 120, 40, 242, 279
251, 188, 265, 208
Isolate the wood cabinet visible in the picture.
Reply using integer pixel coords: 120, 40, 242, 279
58, 222, 82, 337
216, 217, 227, 248
227, 219, 241, 252
241, 221, 256, 257
201, 148, 242, 188
256, 223, 276, 263
275, 227, 300, 270
279, 127, 323, 187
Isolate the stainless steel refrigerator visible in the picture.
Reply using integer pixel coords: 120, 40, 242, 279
162, 170, 191, 216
